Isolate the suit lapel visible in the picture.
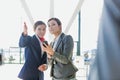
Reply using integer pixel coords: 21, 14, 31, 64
54, 33, 65, 51
32, 35, 41, 53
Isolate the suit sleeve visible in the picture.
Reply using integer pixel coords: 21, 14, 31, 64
52, 35, 74, 64
19, 33, 31, 47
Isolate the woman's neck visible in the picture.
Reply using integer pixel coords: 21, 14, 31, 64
54, 32, 61, 39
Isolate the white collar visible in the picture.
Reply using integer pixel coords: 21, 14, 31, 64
53, 32, 62, 42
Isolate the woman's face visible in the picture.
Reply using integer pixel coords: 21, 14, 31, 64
48, 20, 61, 35
34, 24, 46, 38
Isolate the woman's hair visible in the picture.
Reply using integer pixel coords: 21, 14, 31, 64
48, 17, 62, 26
33, 21, 46, 30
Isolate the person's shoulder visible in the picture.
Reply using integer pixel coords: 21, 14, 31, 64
31, 34, 37, 39
62, 34, 73, 42
64, 34, 73, 39
61, 33, 71, 37
66, 34, 72, 37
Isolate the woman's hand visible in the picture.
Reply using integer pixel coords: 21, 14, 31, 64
42, 43, 54, 56
23, 22, 28, 36
38, 64, 47, 71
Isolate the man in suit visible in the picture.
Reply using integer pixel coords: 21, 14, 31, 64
42, 17, 78, 80
88, 0, 120, 80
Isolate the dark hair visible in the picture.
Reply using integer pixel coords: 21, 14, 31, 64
48, 17, 62, 26
33, 21, 46, 30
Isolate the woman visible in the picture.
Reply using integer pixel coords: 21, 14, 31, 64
42, 18, 78, 80
18, 21, 48, 80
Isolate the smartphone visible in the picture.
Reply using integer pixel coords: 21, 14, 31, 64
42, 41, 48, 47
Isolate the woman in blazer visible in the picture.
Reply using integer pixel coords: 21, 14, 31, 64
18, 21, 47, 80
42, 18, 78, 80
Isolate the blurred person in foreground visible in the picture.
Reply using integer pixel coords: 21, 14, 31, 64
88, 0, 120, 80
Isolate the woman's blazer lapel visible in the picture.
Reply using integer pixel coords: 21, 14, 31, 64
54, 33, 65, 51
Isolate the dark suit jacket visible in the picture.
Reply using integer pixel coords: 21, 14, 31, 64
88, 0, 120, 80
18, 33, 47, 80
49, 33, 78, 79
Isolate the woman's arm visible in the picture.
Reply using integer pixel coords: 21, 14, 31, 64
19, 22, 31, 47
